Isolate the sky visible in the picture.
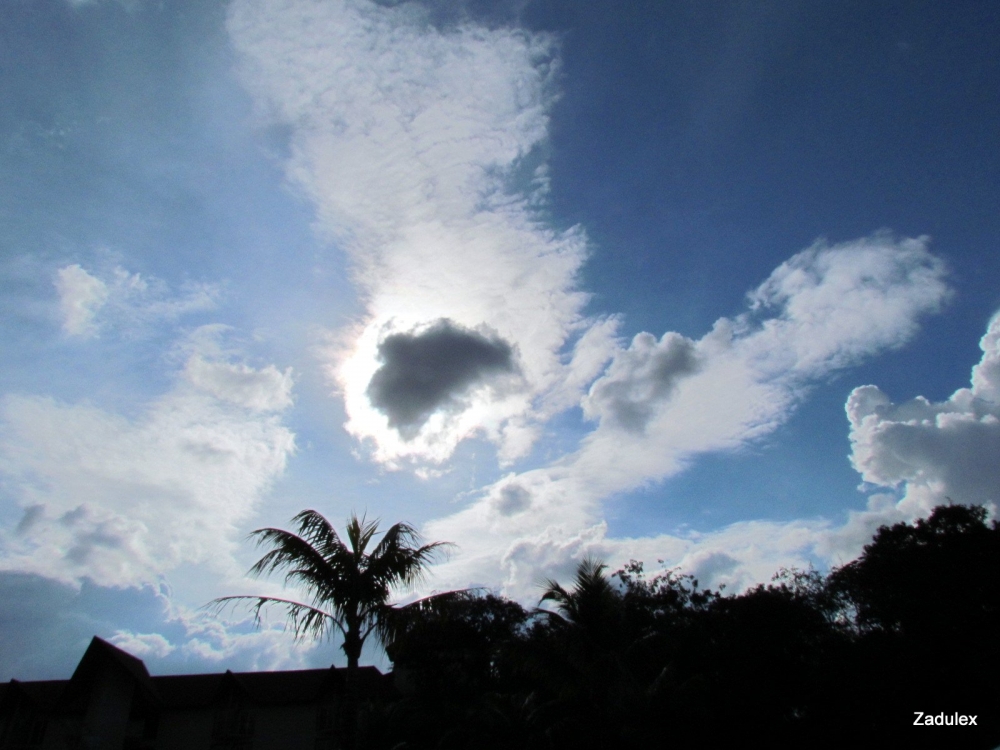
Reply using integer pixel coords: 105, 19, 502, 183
1, 0, 998, 678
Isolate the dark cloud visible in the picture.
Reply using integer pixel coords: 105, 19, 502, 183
0, 573, 86, 680
0, 573, 167, 681
15, 504, 44, 535
495, 483, 531, 516
367, 319, 516, 434
586, 332, 701, 433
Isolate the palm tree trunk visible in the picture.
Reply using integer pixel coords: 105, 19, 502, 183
343, 613, 362, 673
341, 617, 363, 750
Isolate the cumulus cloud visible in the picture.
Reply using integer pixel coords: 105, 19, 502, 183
847, 310, 1000, 512
494, 482, 531, 516
0, 327, 295, 587
427, 511, 833, 602
366, 319, 517, 435
424, 234, 950, 597
227, 0, 613, 467
107, 605, 337, 673
583, 331, 701, 433
166, 604, 344, 671
109, 631, 176, 660
53, 263, 219, 339
508, 305, 1000, 599
740, 233, 949, 376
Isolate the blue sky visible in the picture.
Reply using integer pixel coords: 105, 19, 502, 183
1, 0, 998, 678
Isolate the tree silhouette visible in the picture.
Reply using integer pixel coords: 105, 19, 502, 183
385, 589, 527, 691
211, 510, 449, 670
824, 503, 1000, 748
199, 506, 1000, 749
828, 503, 999, 639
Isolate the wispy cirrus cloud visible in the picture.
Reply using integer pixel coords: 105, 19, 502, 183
54, 263, 219, 340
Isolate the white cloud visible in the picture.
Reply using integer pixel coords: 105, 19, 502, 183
169, 606, 336, 671
227, 0, 613, 467
108, 593, 339, 672
0, 327, 296, 587
741, 233, 949, 377
53, 263, 219, 339
183, 356, 293, 413
109, 631, 176, 660
423, 234, 950, 598
224, 2, 954, 605
583, 331, 701, 433
54, 264, 109, 338
847, 310, 1000, 512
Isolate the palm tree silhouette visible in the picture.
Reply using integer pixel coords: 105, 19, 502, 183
211, 510, 449, 670
532, 558, 644, 747
539, 557, 622, 646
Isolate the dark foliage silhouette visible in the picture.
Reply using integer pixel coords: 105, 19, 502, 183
374, 505, 999, 750
208, 505, 999, 749
825, 504, 1000, 747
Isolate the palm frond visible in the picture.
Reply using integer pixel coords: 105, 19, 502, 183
368, 523, 452, 590
538, 580, 573, 624
291, 510, 346, 561
563, 557, 609, 590
538, 558, 614, 625
207, 595, 343, 641
283, 567, 338, 606
372, 589, 480, 648
245, 527, 338, 584
371, 521, 421, 557
345, 512, 380, 557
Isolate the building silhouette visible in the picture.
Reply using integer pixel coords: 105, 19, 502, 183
0, 637, 393, 749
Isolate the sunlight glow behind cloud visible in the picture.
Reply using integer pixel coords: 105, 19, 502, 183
227, 0, 614, 468
225, 0, 956, 599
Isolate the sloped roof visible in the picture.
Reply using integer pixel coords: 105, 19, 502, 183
3, 637, 394, 715
62, 636, 157, 709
